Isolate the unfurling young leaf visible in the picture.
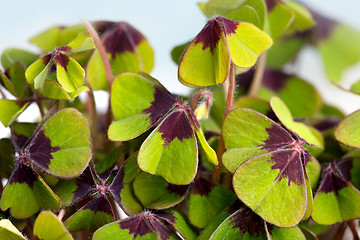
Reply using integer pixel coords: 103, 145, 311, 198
178, 16, 272, 87
25, 35, 92, 92
109, 73, 218, 185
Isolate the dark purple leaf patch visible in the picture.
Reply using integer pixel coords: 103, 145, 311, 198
109, 167, 125, 206
41, 54, 52, 65
311, 10, 337, 42
192, 178, 215, 196
84, 196, 114, 216
143, 85, 178, 125
72, 167, 96, 204
230, 206, 266, 237
166, 183, 190, 196
56, 53, 70, 70
19, 130, 61, 171
262, 123, 294, 151
218, 17, 239, 36
258, 120, 311, 186
264, 0, 279, 12
269, 149, 305, 186
336, 158, 353, 182
119, 211, 175, 240
158, 110, 193, 146
193, 18, 223, 54
262, 69, 289, 92
102, 22, 146, 59
8, 164, 38, 189
317, 162, 349, 195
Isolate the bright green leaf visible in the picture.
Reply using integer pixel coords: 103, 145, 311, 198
108, 73, 177, 141
195, 128, 218, 165
65, 32, 95, 53
133, 172, 189, 209
56, 55, 84, 92
0, 219, 25, 240
335, 109, 360, 148
1, 165, 60, 219
33, 211, 73, 240
0, 100, 29, 127
25, 55, 52, 89
1, 48, 38, 69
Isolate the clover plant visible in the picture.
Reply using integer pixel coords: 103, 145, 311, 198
1, 1, 360, 239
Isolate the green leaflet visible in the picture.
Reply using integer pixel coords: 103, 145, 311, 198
137, 110, 198, 185
25, 55, 52, 89
233, 151, 307, 227
0, 219, 25, 240
86, 22, 154, 91
20, 108, 91, 178
64, 197, 114, 232
33, 211, 73, 240
133, 172, 189, 209
0, 62, 29, 98
335, 110, 360, 148
0, 100, 28, 127
270, 96, 324, 149
267, 2, 294, 41
56, 55, 85, 92
312, 161, 360, 225
188, 179, 236, 228
195, 128, 218, 165
66, 32, 95, 53
167, 209, 198, 240
178, 17, 272, 87
1, 165, 60, 219
1, 48, 38, 69
108, 73, 176, 142
38, 80, 89, 100
207, 206, 306, 240
319, 24, 360, 83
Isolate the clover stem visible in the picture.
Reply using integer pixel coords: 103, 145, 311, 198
82, 20, 114, 90
190, 89, 212, 111
83, 20, 114, 153
348, 220, 360, 240
36, 98, 45, 118
57, 208, 65, 221
0, 87, 6, 99
212, 63, 236, 183
225, 63, 236, 116
248, 52, 267, 97
334, 222, 347, 240
85, 83, 98, 144
0, 173, 3, 192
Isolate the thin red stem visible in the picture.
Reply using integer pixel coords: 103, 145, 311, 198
83, 20, 114, 152
348, 220, 360, 240
82, 20, 114, 91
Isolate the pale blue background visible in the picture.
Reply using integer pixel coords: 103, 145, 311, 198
1, 0, 360, 137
